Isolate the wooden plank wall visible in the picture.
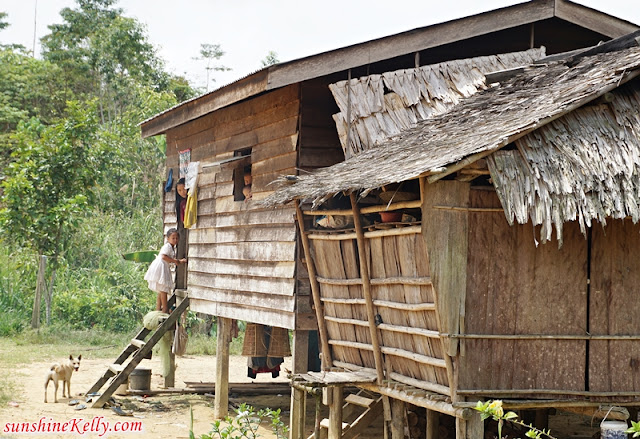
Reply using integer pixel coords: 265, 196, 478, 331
590, 219, 640, 392
458, 189, 587, 394
298, 78, 345, 171
163, 85, 301, 329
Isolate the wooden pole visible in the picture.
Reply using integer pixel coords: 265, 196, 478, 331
292, 330, 310, 374
214, 316, 231, 418
349, 193, 386, 385
328, 386, 344, 439
295, 200, 333, 369
390, 398, 405, 439
290, 386, 307, 439
350, 192, 392, 433
426, 409, 439, 439
455, 411, 484, 439
31, 255, 46, 329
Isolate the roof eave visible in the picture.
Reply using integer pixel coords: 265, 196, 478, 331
555, 0, 639, 39
141, 0, 639, 137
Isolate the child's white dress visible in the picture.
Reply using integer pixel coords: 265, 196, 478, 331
144, 242, 176, 293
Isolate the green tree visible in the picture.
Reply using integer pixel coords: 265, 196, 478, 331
0, 12, 9, 31
0, 101, 104, 322
260, 50, 279, 67
194, 43, 231, 91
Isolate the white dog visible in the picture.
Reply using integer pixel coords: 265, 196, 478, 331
44, 355, 81, 403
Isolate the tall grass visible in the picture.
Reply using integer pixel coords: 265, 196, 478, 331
0, 208, 162, 334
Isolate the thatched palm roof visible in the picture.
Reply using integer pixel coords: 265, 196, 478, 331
265, 46, 640, 229
330, 48, 545, 158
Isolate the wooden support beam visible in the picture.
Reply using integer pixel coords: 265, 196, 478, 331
350, 192, 386, 386
302, 199, 421, 216
426, 409, 439, 439
328, 386, 344, 439
214, 316, 231, 419
292, 329, 310, 374
295, 200, 333, 369
350, 192, 393, 427
420, 177, 458, 403
390, 399, 405, 439
290, 386, 307, 439
455, 411, 484, 439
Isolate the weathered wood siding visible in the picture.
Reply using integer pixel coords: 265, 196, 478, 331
299, 78, 345, 171
589, 219, 640, 392
163, 85, 301, 329
459, 189, 588, 394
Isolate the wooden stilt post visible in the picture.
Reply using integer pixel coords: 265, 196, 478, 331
455, 411, 483, 439
426, 409, 439, 439
390, 398, 405, 439
292, 329, 310, 374
295, 200, 333, 369
328, 386, 344, 439
290, 386, 307, 439
31, 255, 46, 329
214, 316, 231, 419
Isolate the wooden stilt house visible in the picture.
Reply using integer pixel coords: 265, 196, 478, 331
266, 34, 640, 438
139, 0, 638, 424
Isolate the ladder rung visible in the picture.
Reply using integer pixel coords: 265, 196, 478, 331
319, 419, 350, 431
130, 339, 146, 349
108, 364, 125, 374
345, 393, 375, 408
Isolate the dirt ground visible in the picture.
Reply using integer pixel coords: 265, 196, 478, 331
0, 354, 292, 439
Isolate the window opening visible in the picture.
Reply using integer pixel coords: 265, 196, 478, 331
233, 148, 252, 201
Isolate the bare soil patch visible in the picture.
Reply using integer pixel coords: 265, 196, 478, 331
0, 354, 292, 439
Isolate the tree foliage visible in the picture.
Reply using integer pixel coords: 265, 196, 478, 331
0, 0, 200, 331
0, 101, 102, 261
260, 50, 279, 67
194, 43, 232, 91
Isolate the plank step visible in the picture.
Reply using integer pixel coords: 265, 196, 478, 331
319, 418, 350, 431
130, 339, 146, 349
108, 364, 125, 374
345, 393, 375, 408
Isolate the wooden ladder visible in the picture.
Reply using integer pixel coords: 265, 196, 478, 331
310, 390, 383, 439
86, 295, 190, 408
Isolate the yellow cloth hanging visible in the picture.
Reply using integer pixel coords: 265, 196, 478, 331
183, 187, 198, 229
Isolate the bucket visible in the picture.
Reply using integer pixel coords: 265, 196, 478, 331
129, 368, 152, 391
115, 381, 129, 395
600, 421, 628, 439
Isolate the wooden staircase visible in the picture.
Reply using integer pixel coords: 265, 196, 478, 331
86, 295, 190, 408
311, 390, 383, 439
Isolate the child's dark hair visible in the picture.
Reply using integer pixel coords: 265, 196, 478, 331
166, 228, 179, 238
176, 178, 186, 188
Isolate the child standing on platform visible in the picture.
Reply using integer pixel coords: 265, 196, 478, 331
144, 228, 187, 313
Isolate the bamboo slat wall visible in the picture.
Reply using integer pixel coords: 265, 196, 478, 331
590, 218, 640, 393
163, 85, 301, 329
308, 227, 449, 395
458, 189, 587, 395
329, 48, 545, 158
488, 82, 640, 244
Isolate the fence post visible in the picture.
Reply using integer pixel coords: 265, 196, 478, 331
31, 255, 47, 329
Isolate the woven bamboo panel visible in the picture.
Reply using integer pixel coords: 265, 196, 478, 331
309, 228, 449, 394
242, 323, 268, 356
268, 326, 291, 357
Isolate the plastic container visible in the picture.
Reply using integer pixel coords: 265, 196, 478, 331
600, 421, 628, 439
129, 368, 151, 391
